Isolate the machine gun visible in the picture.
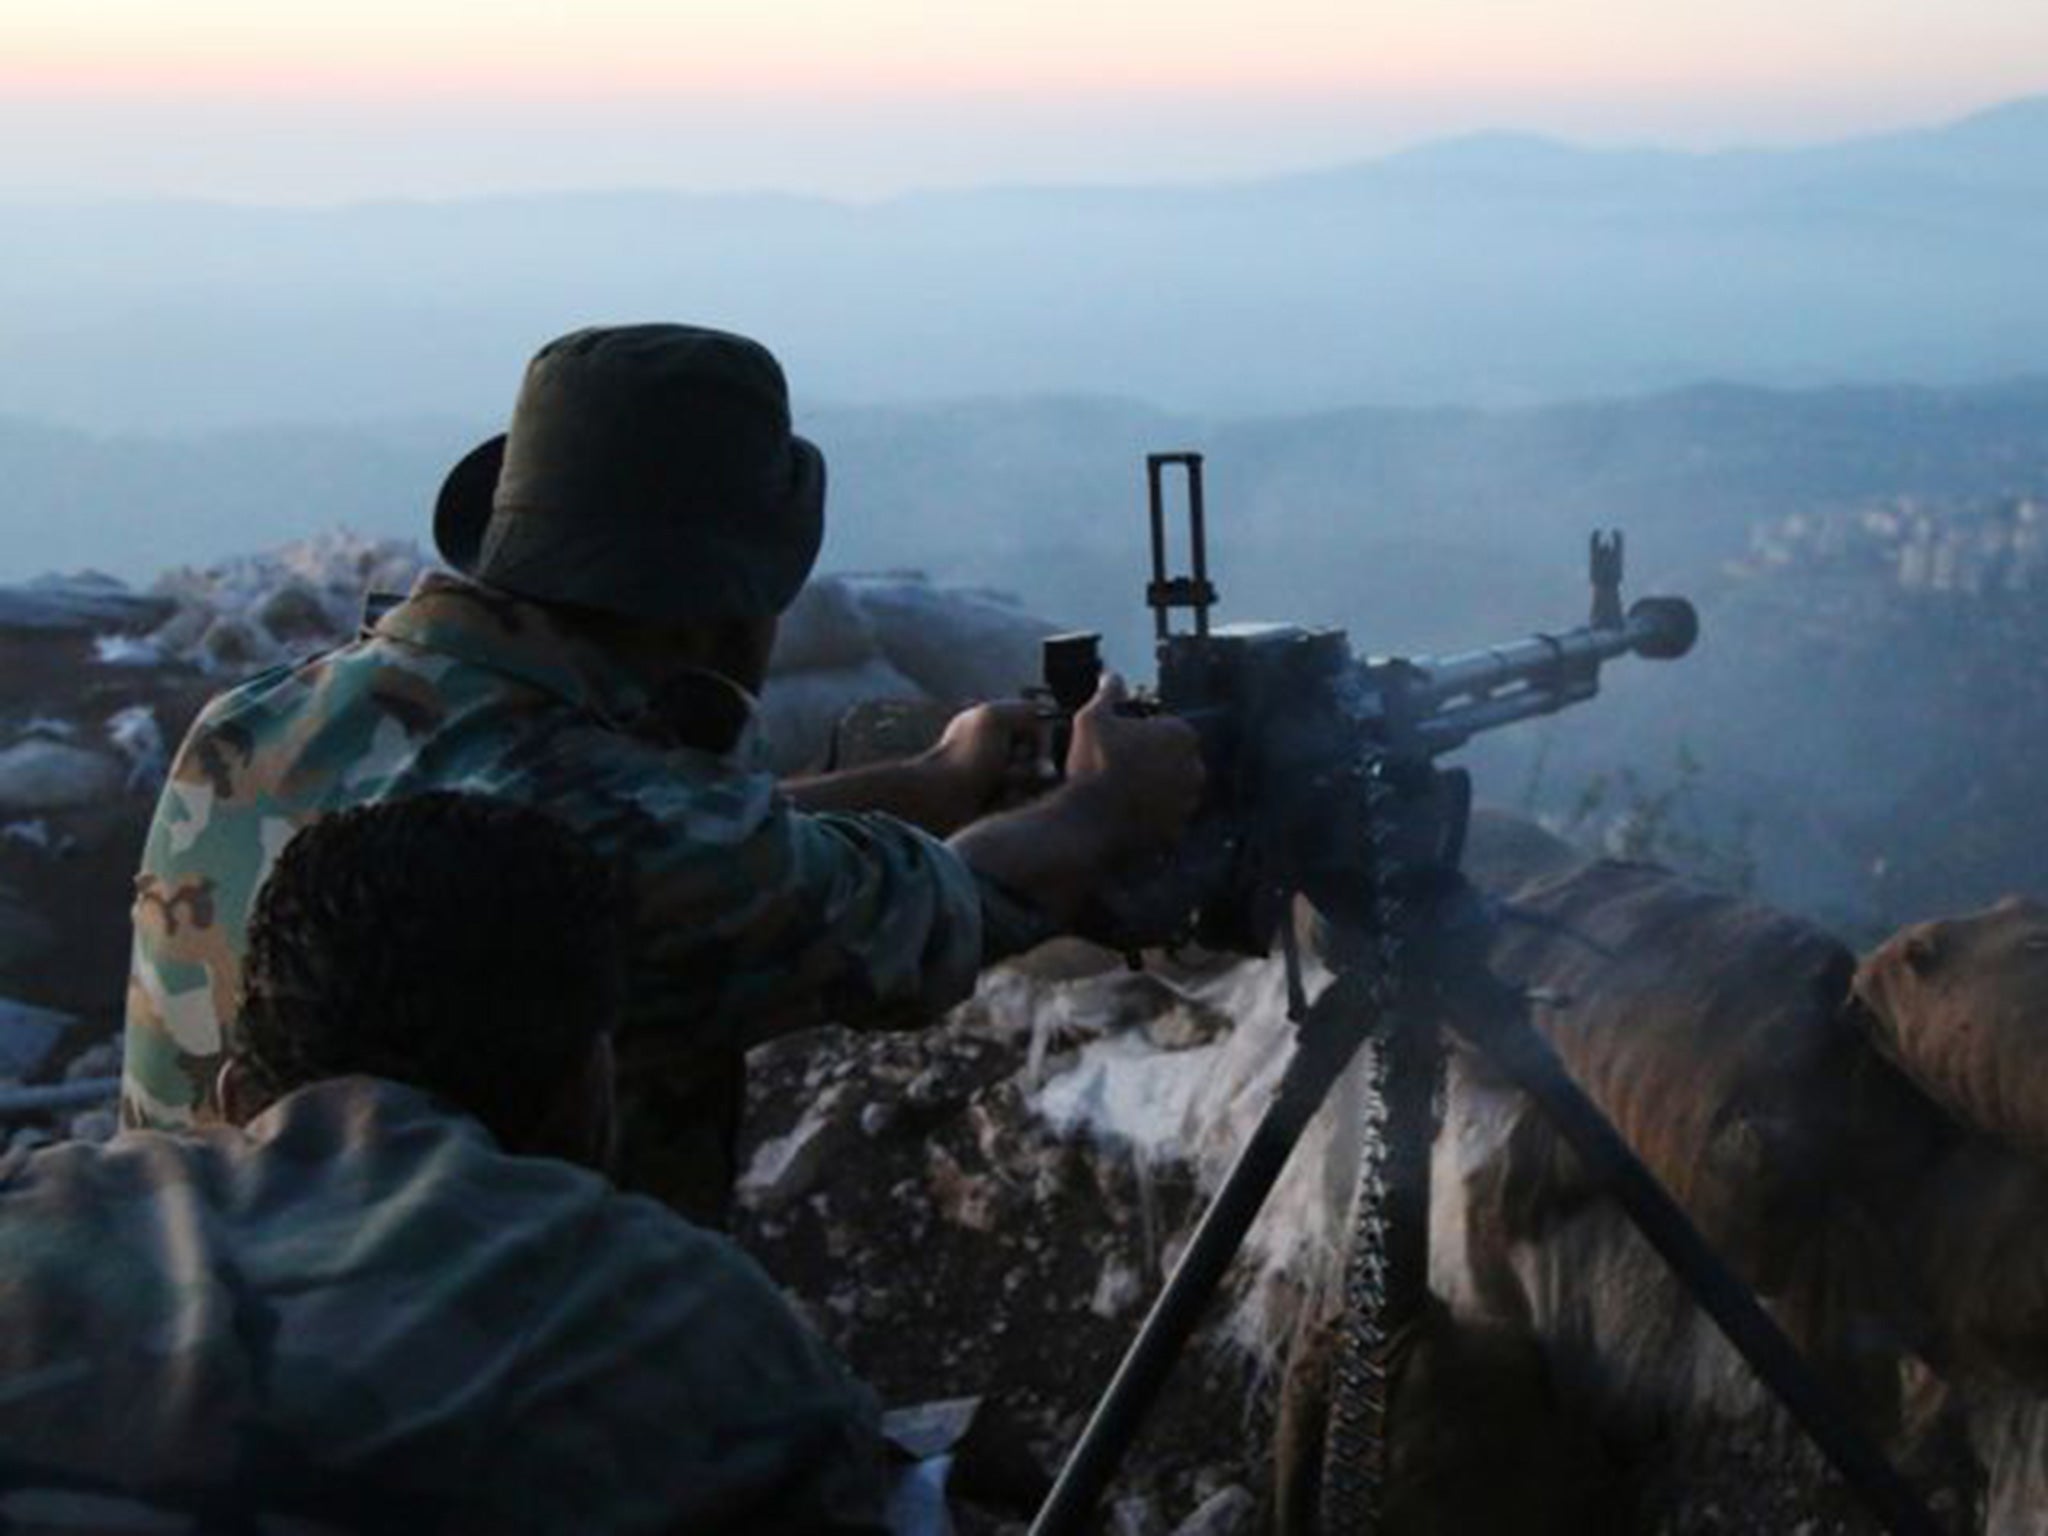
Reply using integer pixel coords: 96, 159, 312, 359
1029, 455, 1942, 1536
1036, 451, 1695, 960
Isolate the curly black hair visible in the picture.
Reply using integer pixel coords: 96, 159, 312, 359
236, 792, 628, 1145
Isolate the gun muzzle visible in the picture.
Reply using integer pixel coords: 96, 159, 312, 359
1624, 595, 1698, 660
1405, 593, 1700, 753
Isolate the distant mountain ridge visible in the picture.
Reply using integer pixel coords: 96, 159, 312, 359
2, 97, 2045, 434
9, 374, 2048, 662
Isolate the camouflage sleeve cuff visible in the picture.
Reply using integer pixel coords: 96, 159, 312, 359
975, 872, 1061, 964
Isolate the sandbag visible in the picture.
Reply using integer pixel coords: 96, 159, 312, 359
1906, 1135, 2048, 1390
0, 739, 125, 814
1854, 897, 2048, 1163
770, 576, 880, 675
0, 573, 170, 636
1481, 860, 1885, 1285
1462, 806, 1588, 897
848, 576, 1051, 704
758, 658, 928, 775
1273, 1300, 1614, 1536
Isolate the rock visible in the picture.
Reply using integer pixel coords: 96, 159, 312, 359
1110, 1493, 1164, 1536
0, 739, 126, 813
758, 657, 928, 773
0, 998, 72, 1080
1167, 1485, 1256, 1536
737, 1083, 863, 1210
772, 577, 880, 673
1090, 1259, 1144, 1318
104, 705, 167, 791
63, 1038, 121, 1081
66, 1107, 118, 1143
92, 634, 167, 667
925, 1143, 1001, 1233
859, 1100, 896, 1138
1, 820, 71, 856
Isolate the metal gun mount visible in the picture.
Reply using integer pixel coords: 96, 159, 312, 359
1030, 454, 1941, 1536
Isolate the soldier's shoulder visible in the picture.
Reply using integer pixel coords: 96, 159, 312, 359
488, 717, 783, 856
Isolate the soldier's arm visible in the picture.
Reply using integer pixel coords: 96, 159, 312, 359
788, 678, 1201, 928
613, 676, 1198, 1047
949, 674, 1202, 926
783, 699, 1042, 836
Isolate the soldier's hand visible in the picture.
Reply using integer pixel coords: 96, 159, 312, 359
1066, 673, 1205, 852
922, 699, 1049, 827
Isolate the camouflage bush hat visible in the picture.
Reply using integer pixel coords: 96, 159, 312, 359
434, 324, 826, 623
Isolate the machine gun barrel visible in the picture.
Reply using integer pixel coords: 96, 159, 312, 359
1408, 594, 1697, 754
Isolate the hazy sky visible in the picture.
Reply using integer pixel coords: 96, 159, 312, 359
4, 0, 2046, 199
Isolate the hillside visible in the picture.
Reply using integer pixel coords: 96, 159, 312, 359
8, 375, 2048, 656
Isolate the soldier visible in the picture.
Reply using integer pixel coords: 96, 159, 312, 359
5, 794, 887, 1532
125, 323, 1203, 1223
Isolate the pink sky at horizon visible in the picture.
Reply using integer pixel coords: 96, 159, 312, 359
12, 0, 2047, 98
4, 0, 2046, 199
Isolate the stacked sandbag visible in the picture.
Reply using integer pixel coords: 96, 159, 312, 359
1853, 896, 2048, 1164
1460, 805, 1588, 896
1273, 1301, 1613, 1536
1481, 860, 1891, 1283
1429, 855, 1956, 1494
0, 573, 221, 1143
1855, 901, 2048, 1532
0, 572, 170, 636
843, 574, 1051, 706
145, 531, 427, 673
760, 572, 1055, 773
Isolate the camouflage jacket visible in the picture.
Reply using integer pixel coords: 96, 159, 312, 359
125, 571, 1023, 1220
0, 1076, 886, 1535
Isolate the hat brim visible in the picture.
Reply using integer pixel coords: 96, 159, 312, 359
433, 434, 507, 577
432, 432, 825, 624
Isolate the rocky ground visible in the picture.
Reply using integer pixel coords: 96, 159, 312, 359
735, 973, 1274, 1535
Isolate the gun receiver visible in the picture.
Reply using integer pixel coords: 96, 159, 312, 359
1041, 451, 1699, 954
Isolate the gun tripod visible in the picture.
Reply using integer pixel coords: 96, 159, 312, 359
1028, 874, 1944, 1536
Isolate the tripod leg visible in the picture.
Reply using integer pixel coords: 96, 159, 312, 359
1317, 1012, 1443, 1534
1446, 966, 1945, 1536
1030, 968, 1382, 1536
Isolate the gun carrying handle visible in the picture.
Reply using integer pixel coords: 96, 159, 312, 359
1146, 452, 1218, 640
